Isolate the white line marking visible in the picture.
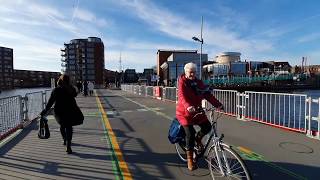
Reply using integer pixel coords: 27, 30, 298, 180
115, 93, 172, 120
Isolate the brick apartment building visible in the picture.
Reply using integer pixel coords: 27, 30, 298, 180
0, 46, 14, 90
61, 37, 105, 87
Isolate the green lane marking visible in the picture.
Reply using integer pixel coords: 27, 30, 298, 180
95, 94, 123, 180
235, 146, 308, 180
100, 113, 123, 180
99, 94, 131, 180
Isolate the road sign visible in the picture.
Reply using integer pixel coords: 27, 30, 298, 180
151, 75, 159, 82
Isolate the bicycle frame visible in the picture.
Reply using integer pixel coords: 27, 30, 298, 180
195, 108, 232, 176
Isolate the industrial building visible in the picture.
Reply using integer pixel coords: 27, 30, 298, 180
123, 69, 138, 83
204, 52, 247, 77
215, 52, 241, 64
13, 70, 60, 88
0, 46, 14, 90
157, 49, 208, 86
61, 37, 105, 87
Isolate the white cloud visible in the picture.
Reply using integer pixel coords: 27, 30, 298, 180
105, 50, 155, 72
72, 7, 110, 27
0, 0, 113, 71
297, 33, 320, 43
0, 29, 61, 71
113, 0, 274, 54
74, 8, 96, 22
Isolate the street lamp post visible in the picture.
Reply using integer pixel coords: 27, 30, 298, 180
192, 16, 204, 80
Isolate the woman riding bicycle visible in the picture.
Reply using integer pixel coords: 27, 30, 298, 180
176, 62, 223, 171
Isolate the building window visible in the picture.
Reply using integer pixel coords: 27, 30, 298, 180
87, 53, 94, 58
87, 48, 94, 53
87, 64, 94, 69
4, 56, 12, 60
87, 58, 94, 63
87, 70, 95, 74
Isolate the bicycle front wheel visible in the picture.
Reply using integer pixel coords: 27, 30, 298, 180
207, 144, 251, 180
175, 140, 187, 162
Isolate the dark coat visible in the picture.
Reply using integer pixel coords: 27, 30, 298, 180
43, 85, 83, 127
176, 74, 222, 126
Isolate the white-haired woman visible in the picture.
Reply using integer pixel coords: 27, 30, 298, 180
176, 62, 223, 171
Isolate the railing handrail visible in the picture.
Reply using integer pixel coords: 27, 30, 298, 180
0, 95, 22, 101
244, 90, 307, 97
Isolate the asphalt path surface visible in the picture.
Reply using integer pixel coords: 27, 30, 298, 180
97, 89, 320, 180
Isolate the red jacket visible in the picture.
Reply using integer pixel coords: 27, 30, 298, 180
176, 74, 222, 126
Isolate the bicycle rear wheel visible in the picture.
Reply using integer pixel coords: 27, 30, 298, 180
175, 140, 187, 162
207, 144, 251, 180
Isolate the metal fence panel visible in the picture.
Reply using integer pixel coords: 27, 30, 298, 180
26, 91, 43, 121
45, 90, 52, 105
139, 86, 146, 96
306, 97, 320, 139
212, 89, 238, 116
146, 86, 154, 97
244, 91, 307, 132
163, 87, 176, 102
134, 85, 139, 94
0, 96, 22, 136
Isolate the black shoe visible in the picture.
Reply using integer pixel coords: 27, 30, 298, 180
63, 140, 66, 146
66, 146, 72, 154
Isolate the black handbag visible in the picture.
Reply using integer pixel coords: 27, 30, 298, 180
38, 116, 50, 139
72, 105, 84, 126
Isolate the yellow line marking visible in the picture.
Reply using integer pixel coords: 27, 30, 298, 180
237, 146, 254, 155
95, 93, 133, 180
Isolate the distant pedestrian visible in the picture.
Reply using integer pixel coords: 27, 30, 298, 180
88, 81, 94, 96
76, 81, 82, 93
41, 74, 84, 154
83, 81, 88, 96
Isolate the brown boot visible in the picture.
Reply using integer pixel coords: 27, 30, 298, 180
186, 150, 197, 171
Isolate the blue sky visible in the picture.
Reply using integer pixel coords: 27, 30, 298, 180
1, 0, 320, 72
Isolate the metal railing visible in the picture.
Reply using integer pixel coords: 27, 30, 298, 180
213, 89, 238, 116
243, 91, 307, 133
306, 97, 320, 139
162, 87, 176, 102
146, 86, 154, 97
0, 96, 23, 136
25, 91, 44, 121
139, 86, 146, 96
120, 84, 320, 140
0, 90, 53, 140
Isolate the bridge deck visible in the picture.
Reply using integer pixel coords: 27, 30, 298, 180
0, 89, 319, 180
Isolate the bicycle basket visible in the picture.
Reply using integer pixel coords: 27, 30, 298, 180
168, 118, 185, 144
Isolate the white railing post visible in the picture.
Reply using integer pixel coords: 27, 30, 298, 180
22, 96, 28, 122
236, 92, 241, 120
306, 97, 312, 137
318, 97, 320, 139
42, 91, 46, 110
235, 92, 247, 121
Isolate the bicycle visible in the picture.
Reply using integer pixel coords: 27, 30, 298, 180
175, 107, 251, 180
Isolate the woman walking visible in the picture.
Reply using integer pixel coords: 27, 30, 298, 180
41, 74, 84, 154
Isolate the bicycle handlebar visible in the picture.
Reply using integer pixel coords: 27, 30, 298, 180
191, 106, 225, 119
